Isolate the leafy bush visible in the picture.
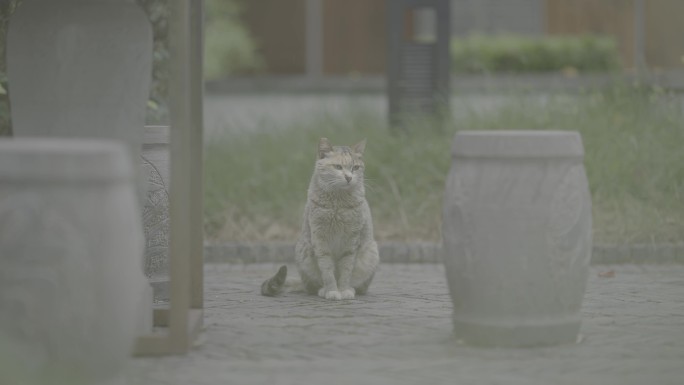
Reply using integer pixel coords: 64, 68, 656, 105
138, 0, 265, 119
137, 0, 170, 124
451, 34, 621, 74
204, 0, 264, 80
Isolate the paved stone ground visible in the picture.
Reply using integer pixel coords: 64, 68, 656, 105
127, 263, 684, 385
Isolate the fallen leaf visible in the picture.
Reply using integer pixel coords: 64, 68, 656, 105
598, 270, 615, 278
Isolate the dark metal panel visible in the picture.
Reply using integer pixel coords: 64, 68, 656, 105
387, 0, 450, 129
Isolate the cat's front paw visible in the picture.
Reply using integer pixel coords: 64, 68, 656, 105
318, 288, 342, 300
339, 288, 355, 300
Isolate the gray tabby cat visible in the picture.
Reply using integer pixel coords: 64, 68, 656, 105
261, 138, 379, 300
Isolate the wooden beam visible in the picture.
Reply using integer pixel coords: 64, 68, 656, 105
133, 0, 204, 357
168, 0, 192, 352
133, 334, 171, 357
134, 310, 203, 356
188, 309, 204, 343
153, 307, 170, 327
189, 0, 205, 312
633, 0, 646, 72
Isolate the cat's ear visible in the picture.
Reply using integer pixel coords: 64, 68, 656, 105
318, 137, 333, 159
352, 139, 367, 155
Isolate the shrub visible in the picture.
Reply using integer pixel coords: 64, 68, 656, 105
451, 34, 621, 74
204, 0, 264, 80
139, 0, 265, 121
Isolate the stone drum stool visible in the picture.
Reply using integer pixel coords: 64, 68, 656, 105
442, 130, 593, 347
0, 139, 149, 384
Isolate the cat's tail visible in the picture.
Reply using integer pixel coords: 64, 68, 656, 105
261, 265, 305, 296
261, 265, 288, 296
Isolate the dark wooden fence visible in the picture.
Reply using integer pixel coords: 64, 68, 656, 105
547, 0, 684, 69
241, 0, 684, 75
242, 0, 385, 75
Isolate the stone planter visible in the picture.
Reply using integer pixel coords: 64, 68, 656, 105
0, 138, 149, 384
142, 125, 171, 302
442, 130, 593, 347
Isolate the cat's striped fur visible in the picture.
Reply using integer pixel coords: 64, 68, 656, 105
261, 138, 379, 300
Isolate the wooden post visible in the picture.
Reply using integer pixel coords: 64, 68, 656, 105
134, 0, 204, 356
189, 0, 205, 314
633, 0, 646, 73
167, 0, 191, 353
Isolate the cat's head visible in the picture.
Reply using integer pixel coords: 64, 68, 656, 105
315, 137, 366, 191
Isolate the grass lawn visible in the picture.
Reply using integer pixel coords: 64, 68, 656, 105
204, 86, 684, 245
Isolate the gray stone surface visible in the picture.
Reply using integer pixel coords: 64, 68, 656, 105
443, 131, 592, 347
0, 139, 150, 383
8, 0, 153, 196
127, 263, 684, 385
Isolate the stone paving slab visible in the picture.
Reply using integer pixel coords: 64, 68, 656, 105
127, 263, 684, 385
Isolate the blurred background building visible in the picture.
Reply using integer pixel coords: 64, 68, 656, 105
234, 0, 684, 77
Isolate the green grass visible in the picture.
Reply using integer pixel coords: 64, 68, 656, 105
205, 86, 684, 244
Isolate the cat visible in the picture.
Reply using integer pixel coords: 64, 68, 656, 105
261, 137, 379, 300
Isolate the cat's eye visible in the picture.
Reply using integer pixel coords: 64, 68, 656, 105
352, 165, 361, 171
333, 164, 343, 170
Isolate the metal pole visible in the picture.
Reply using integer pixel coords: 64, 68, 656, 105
305, 0, 323, 78
633, 0, 646, 73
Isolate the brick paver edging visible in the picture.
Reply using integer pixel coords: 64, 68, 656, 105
204, 242, 684, 265
206, 71, 684, 94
